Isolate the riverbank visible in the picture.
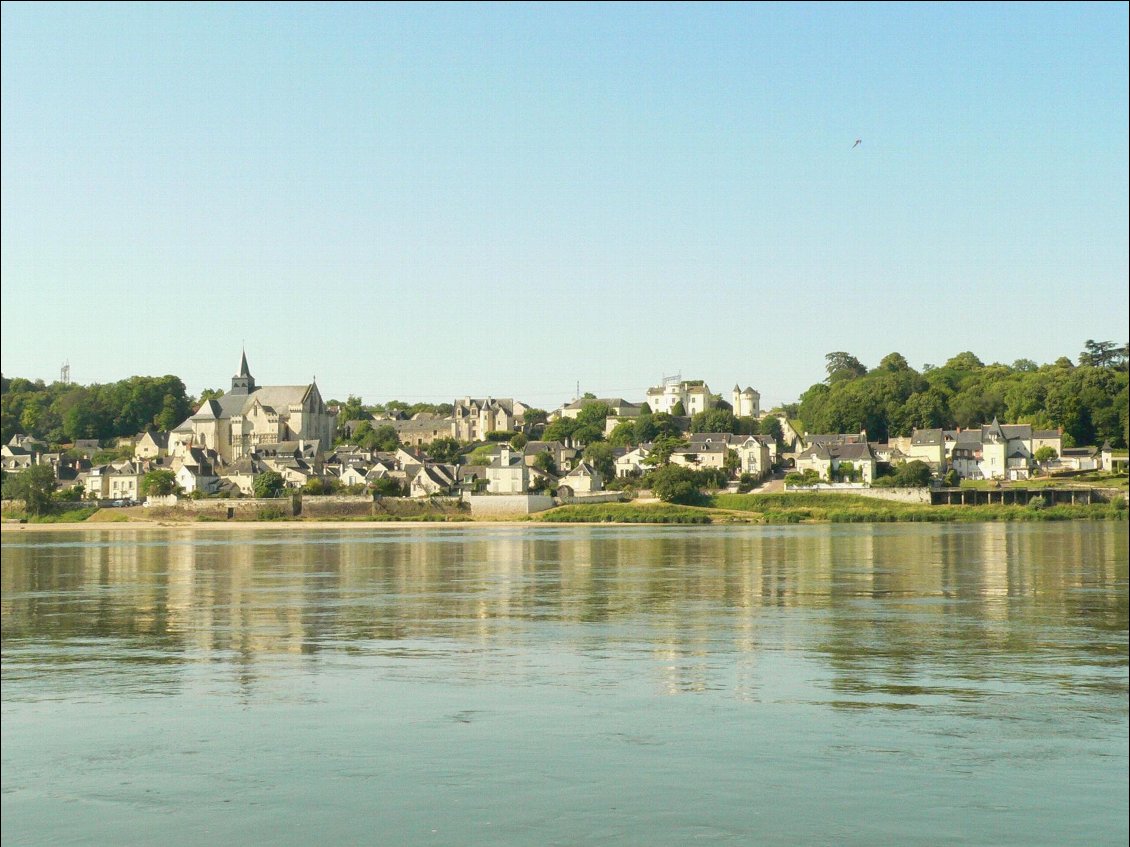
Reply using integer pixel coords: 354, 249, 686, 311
3, 492, 1125, 532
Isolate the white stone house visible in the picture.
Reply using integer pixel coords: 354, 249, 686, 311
557, 462, 603, 497
615, 445, 651, 478
486, 446, 530, 494
645, 377, 713, 416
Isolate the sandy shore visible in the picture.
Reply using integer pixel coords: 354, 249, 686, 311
1, 518, 543, 534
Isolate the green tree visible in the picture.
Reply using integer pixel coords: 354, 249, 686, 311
583, 441, 616, 481
423, 437, 462, 463
252, 471, 286, 498
1, 465, 57, 516
542, 417, 578, 443
825, 352, 868, 383
509, 432, 528, 450
607, 419, 637, 447
649, 464, 703, 505
690, 408, 739, 434
337, 395, 367, 423
670, 400, 687, 417
370, 476, 406, 497
1033, 445, 1057, 469
532, 450, 558, 477
523, 408, 549, 427
140, 469, 177, 496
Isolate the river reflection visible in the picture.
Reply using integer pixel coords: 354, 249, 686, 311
2, 523, 1127, 847
3, 524, 1125, 695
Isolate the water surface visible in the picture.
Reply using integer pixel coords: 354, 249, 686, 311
2, 523, 1127, 845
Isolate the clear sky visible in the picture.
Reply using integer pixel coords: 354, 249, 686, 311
2, 2, 1127, 410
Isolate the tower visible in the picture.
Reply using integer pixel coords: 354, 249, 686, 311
231, 350, 256, 394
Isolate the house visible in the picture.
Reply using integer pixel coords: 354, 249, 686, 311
795, 441, 876, 484
943, 420, 1063, 480
134, 431, 170, 460
1, 445, 34, 474
452, 397, 530, 441
171, 352, 336, 462
173, 448, 220, 495
664, 440, 727, 474
557, 462, 603, 497
523, 440, 578, 474
558, 398, 644, 421
409, 464, 456, 498
390, 414, 456, 447
219, 458, 260, 495
337, 465, 369, 488
645, 377, 714, 416
615, 444, 652, 478
106, 461, 144, 501
733, 435, 773, 477
486, 446, 530, 493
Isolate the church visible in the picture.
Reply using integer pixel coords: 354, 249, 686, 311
171, 353, 336, 463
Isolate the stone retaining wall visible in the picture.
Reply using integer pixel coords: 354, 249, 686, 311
465, 494, 556, 515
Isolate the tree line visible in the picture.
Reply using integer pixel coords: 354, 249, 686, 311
1, 375, 194, 447
796, 342, 1129, 447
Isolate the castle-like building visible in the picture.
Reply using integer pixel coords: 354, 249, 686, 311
170, 353, 336, 462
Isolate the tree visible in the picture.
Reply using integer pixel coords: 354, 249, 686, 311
670, 400, 687, 417
370, 476, 406, 497
252, 471, 285, 498
649, 464, 702, 505
140, 469, 177, 497
724, 449, 741, 475
542, 417, 578, 443
302, 477, 338, 495
1079, 340, 1124, 369
523, 408, 549, 427
879, 460, 933, 487
1034, 446, 1057, 469
1, 465, 57, 516
825, 352, 867, 383
690, 409, 738, 434
571, 423, 604, 445
423, 437, 461, 464
607, 419, 637, 447
760, 416, 783, 445
532, 450, 558, 477
337, 395, 367, 423
877, 352, 910, 372
509, 432, 528, 450
583, 442, 616, 481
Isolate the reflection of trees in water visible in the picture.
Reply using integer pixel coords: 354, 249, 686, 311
817, 525, 1128, 702
2, 525, 1125, 696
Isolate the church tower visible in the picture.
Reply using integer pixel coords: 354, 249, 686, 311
231, 350, 257, 394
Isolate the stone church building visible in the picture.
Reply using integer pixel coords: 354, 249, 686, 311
171, 353, 336, 462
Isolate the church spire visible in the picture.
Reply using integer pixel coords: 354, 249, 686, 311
231, 350, 256, 394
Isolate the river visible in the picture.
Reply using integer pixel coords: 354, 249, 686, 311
2, 523, 1127, 845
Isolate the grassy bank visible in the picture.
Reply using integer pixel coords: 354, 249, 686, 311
540, 504, 712, 524
536, 494, 1127, 525
710, 492, 1125, 523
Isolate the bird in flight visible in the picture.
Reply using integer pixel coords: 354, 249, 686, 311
852, 138, 862, 149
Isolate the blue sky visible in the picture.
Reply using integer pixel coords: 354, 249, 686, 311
2, 2, 1127, 409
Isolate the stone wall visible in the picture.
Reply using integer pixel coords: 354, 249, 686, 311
784, 484, 931, 504
465, 494, 556, 515
557, 492, 627, 506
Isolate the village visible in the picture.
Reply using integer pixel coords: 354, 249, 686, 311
2, 352, 1124, 516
